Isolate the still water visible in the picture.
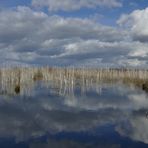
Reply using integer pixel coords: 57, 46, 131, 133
0, 81, 148, 148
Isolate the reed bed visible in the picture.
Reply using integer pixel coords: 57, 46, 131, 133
0, 67, 148, 96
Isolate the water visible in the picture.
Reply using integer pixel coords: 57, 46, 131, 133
0, 81, 148, 148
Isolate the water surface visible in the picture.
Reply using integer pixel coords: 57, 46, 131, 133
0, 82, 148, 148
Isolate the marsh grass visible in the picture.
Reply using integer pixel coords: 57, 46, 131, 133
0, 67, 148, 95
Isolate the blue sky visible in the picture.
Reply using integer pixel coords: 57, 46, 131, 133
1, 0, 148, 23
1, 0, 148, 25
0, 0, 148, 67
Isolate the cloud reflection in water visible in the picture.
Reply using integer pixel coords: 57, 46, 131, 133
0, 82, 148, 146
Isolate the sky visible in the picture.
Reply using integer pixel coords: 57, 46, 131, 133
0, 0, 148, 67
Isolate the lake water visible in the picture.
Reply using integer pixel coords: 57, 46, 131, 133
0, 81, 148, 148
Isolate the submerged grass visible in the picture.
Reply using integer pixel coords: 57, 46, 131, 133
0, 67, 148, 95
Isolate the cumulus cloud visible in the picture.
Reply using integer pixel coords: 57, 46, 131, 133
0, 6, 147, 67
118, 7, 148, 43
0, 6, 123, 66
51, 40, 148, 67
32, 0, 122, 12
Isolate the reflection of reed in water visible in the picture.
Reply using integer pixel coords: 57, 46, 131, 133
0, 67, 148, 96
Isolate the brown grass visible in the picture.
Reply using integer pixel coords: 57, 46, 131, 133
0, 67, 148, 95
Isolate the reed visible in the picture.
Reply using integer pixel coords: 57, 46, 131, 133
0, 67, 148, 95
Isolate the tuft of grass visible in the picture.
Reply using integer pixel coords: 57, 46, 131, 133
14, 85, 20, 94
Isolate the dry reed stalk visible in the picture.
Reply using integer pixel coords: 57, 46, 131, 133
0, 67, 148, 95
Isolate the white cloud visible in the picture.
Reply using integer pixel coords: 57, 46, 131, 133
118, 58, 147, 67
51, 40, 148, 67
118, 7, 148, 42
32, 0, 122, 11
0, 6, 148, 67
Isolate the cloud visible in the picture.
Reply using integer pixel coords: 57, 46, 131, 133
0, 6, 148, 67
118, 7, 148, 43
32, 0, 122, 12
0, 6, 123, 66
51, 40, 148, 67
